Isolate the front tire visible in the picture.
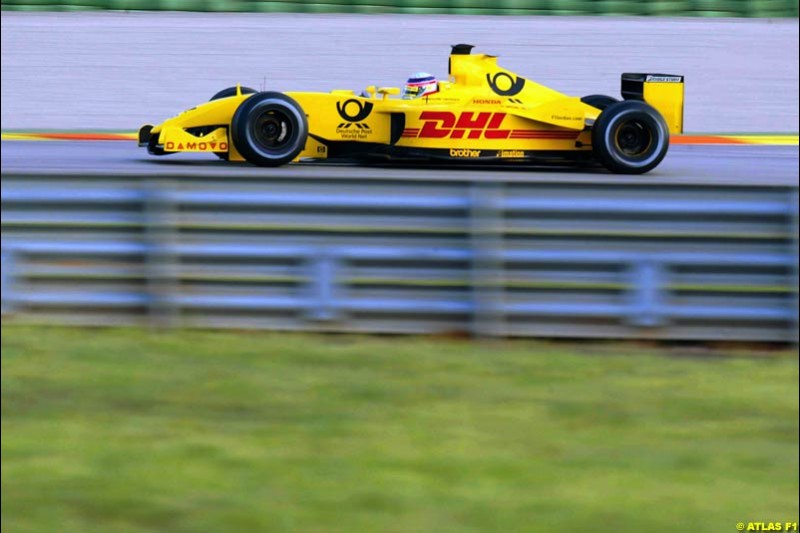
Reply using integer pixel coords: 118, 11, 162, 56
231, 92, 308, 167
210, 86, 256, 101
591, 100, 669, 174
210, 87, 256, 160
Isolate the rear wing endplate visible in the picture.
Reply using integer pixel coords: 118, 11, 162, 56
621, 73, 684, 134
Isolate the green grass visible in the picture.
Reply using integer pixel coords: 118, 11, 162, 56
2, 325, 798, 533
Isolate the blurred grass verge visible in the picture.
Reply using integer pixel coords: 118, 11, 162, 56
1, 0, 798, 15
2, 324, 798, 533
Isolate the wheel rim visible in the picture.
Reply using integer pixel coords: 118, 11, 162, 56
614, 119, 653, 158
251, 109, 293, 150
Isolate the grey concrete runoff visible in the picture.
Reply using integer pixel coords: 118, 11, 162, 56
1, 141, 798, 186
1, 12, 798, 133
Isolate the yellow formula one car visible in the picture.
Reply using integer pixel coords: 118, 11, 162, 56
138, 44, 684, 174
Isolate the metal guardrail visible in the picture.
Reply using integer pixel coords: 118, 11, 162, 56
1, 0, 798, 17
2, 172, 798, 341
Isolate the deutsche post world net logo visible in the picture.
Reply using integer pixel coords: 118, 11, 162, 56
336, 99, 373, 139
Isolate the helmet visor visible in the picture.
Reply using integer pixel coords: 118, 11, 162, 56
402, 85, 422, 99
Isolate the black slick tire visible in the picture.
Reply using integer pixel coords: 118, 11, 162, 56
591, 100, 669, 174
210, 87, 256, 160
231, 92, 308, 167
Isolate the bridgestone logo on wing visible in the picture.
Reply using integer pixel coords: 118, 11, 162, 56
646, 75, 682, 83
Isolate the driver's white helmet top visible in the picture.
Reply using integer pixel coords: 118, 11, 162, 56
402, 72, 439, 99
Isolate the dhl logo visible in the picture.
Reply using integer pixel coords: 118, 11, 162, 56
413, 111, 509, 139
401, 112, 579, 140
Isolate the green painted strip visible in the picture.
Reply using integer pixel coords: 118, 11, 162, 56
21, 271, 792, 293
346, 278, 792, 293
175, 222, 465, 234
347, 278, 630, 289
2, 221, 790, 242
2, 221, 142, 229
162, 222, 795, 240
670, 283, 792, 293
25, 272, 305, 283
177, 221, 789, 240
179, 274, 303, 283
502, 229, 791, 240
25, 273, 145, 281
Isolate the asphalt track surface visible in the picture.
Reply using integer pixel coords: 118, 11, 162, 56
2, 13, 798, 132
1, 141, 798, 186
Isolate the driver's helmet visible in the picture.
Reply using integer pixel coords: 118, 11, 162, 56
402, 72, 439, 99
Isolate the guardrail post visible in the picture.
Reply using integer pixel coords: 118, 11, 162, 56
306, 250, 340, 323
470, 182, 505, 337
143, 180, 178, 329
790, 189, 799, 345
627, 258, 665, 328
1, 250, 15, 315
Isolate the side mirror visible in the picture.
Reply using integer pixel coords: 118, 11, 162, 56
377, 87, 401, 100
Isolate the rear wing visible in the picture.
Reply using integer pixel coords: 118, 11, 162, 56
621, 74, 684, 134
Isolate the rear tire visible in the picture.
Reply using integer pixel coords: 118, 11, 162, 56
581, 94, 618, 111
591, 100, 669, 174
231, 92, 308, 167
